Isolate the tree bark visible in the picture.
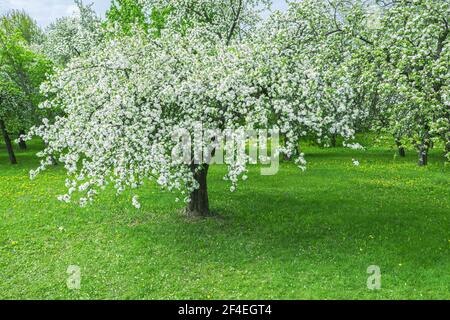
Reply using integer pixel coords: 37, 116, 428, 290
18, 130, 27, 150
395, 139, 406, 157
0, 119, 17, 165
283, 153, 292, 161
417, 144, 429, 167
187, 164, 210, 217
446, 137, 450, 160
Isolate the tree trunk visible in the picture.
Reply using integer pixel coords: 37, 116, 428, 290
0, 119, 17, 165
446, 137, 450, 160
187, 164, 210, 217
395, 139, 406, 157
330, 134, 337, 148
417, 144, 429, 167
50, 155, 58, 166
18, 130, 27, 150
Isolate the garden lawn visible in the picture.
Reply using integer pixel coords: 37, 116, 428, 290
0, 140, 449, 299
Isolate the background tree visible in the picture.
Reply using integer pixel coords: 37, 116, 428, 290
42, 0, 102, 66
0, 12, 51, 161
375, 0, 450, 165
1, 9, 44, 45
0, 77, 24, 164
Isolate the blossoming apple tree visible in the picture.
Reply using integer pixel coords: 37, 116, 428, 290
27, 0, 372, 215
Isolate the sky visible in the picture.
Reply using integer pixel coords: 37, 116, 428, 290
0, 0, 290, 28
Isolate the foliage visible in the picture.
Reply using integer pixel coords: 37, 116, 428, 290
0, 9, 44, 45
0, 14, 51, 134
0, 77, 26, 131
107, 0, 151, 34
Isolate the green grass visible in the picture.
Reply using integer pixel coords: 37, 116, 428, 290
0, 139, 449, 300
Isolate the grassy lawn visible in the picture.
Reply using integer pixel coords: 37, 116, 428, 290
0, 139, 449, 300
